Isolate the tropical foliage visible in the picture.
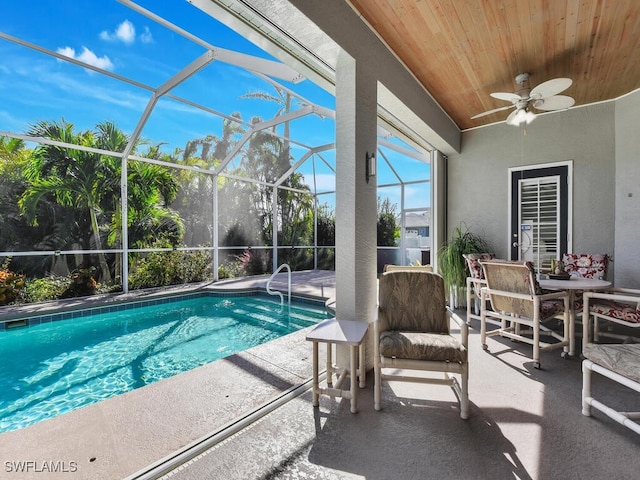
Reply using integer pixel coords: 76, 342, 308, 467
377, 197, 400, 247
0, 89, 340, 304
438, 223, 489, 307
0, 88, 408, 305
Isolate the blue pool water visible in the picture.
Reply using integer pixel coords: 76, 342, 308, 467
0, 293, 329, 433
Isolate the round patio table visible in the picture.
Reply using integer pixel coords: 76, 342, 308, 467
538, 277, 612, 356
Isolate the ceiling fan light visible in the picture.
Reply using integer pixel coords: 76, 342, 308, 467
507, 108, 536, 126
524, 110, 536, 124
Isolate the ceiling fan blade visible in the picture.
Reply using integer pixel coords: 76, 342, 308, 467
490, 92, 521, 103
530, 78, 572, 99
470, 104, 515, 119
532, 95, 575, 111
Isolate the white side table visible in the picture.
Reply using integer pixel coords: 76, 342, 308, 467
305, 318, 369, 413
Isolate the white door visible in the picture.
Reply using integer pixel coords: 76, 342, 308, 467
510, 163, 572, 271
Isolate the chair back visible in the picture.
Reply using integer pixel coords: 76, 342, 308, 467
383, 264, 433, 273
562, 253, 609, 279
481, 261, 539, 318
378, 271, 448, 334
463, 253, 495, 279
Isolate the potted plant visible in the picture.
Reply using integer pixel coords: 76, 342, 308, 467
438, 224, 489, 308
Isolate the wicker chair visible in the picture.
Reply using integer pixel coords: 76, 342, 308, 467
374, 270, 469, 418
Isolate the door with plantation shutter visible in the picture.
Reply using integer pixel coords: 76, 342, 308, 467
509, 162, 572, 272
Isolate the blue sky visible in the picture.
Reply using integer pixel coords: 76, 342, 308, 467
0, 0, 429, 208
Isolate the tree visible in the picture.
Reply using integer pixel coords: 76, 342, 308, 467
377, 197, 399, 246
241, 87, 294, 161
0, 137, 30, 252
19, 120, 118, 282
316, 203, 336, 270
19, 119, 183, 284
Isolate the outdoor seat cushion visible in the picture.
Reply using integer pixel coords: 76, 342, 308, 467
583, 343, 640, 383
540, 299, 565, 319
464, 253, 495, 279
562, 253, 608, 279
589, 301, 640, 324
380, 331, 467, 363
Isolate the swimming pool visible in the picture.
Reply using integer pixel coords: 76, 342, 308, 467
0, 292, 329, 433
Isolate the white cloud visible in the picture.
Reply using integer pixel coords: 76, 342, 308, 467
140, 26, 153, 44
100, 20, 138, 44
56, 46, 114, 71
57, 46, 75, 58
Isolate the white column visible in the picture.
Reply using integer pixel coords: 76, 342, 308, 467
334, 49, 378, 369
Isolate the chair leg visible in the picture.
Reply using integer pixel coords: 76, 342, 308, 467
460, 364, 469, 419
466, 279, 473, 324
480, 300, 488, 350
533, 319, 541, 369
374, 361, 382, 411
582, 360, 592, 417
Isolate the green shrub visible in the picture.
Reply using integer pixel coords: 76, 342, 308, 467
218, 260, 244, 280
21, 276, 70, 303
129, 249, 213, 290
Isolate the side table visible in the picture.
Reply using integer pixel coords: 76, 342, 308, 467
305, 318, 369, 413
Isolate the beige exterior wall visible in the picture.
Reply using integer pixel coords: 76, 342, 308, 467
448, 91, 640, 287
614, 89, 640, 287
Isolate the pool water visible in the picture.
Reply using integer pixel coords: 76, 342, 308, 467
0, 294, 329, 433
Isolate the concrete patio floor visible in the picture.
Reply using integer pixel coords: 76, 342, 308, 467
1, 271, 638, 479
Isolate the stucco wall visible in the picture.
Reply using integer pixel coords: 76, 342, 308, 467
614, 90, 640, 288
447, 102, 617, 279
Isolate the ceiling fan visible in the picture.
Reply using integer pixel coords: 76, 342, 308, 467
471, 73, 575, 126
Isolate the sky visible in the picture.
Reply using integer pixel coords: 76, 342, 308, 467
0, 0, 429, 209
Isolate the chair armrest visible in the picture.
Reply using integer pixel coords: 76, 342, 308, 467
447, 307, 469, 348
482, 287, 569, 302
584, 290, 640, 304
605, 287, 640, 296
582, 290, 640, 343
373, 319, 380, 358
538, 289, 570, 301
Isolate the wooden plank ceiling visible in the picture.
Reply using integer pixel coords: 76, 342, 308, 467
347, 0, 640, 130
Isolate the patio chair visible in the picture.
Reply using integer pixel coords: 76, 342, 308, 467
582, 288, 640, 343
374, 270, 469, 418
463, 253, 495, 325
581, 290, 640, 435
561, 253, 610, 309
562, 253, 609, 280
480, 260, 570, 369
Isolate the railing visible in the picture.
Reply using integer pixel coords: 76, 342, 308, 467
266, 263, 291, 307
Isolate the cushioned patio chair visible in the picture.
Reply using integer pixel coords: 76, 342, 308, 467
374, 270, 469, 418
561, 253, 610, 309
463, 253, 495, 325
581, 290, 640, 435
582, 288, 640, 343
480, 260, 570, 369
